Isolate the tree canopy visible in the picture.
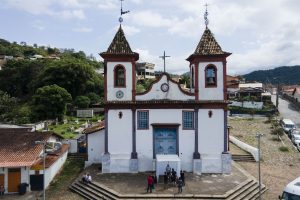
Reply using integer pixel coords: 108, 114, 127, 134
32, 85, 72, 121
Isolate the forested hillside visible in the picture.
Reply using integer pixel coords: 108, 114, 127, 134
0, 38, 104, 124
243, 65, 300, 84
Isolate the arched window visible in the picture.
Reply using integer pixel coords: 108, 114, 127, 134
114, 65, 126, 87
205, 65, 217, 87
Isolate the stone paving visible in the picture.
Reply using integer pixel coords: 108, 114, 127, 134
2, 162, 255, 200
81, 162, 250, 196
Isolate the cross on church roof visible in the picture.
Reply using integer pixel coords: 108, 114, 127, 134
204, 3, 209, 28
119, 0, 130, 23
159, 51, 170, 73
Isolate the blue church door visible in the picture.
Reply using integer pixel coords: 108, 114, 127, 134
154, 127, 177, 157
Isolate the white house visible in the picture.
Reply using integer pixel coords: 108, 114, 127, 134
96, 22, 231, 175
84, 121, 105, 167
0, 128, 68, 193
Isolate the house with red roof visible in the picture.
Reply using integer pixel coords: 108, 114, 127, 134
0, 128, 68, 194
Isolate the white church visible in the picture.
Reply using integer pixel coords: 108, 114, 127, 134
86, 14, 232, 175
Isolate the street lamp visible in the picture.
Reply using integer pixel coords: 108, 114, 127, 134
35, 141, 46, 200
256, 133, 264, 200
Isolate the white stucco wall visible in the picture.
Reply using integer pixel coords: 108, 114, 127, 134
136, 75, 194, 101
198, 109, 224, 173
87, 129, 105, 165
1, 167, 30, 193
198, 62, 224, 100
108, 109, 132, 154
136, 109, 195, 172
63, 139, 78, 153
107, 62, 133, 101
44, 149, 68, 188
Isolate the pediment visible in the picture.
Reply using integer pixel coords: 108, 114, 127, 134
136, 74, 194, 101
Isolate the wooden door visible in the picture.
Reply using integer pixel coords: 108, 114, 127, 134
0, 174, 4, 186
8, 168, 21, 193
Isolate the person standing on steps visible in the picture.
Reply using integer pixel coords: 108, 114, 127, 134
163, 172, 168, 189
177, 177, 183, 193
146, 175, 154, 193
0, 185, 4, 197
180, 170, 185, 186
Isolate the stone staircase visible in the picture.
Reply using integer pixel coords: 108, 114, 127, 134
68, 153, 87, 161
232, 154, 256, 162
69, 178, 267, 200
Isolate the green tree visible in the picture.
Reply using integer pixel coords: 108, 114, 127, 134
74, 96, 90, 108
34, 58, 103, 98
0, 91, 17, 121
0, 60, 46, 98
32, 85, 72, 121
86, 92, 101, 105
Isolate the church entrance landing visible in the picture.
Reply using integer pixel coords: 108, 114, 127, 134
153, 126, 178, 158
72, 162, 266, 199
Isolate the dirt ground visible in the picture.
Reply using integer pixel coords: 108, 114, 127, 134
229, 117, 300, 199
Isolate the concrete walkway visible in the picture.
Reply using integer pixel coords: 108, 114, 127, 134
82, 162, 250, 196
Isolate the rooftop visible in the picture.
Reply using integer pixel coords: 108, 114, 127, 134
100, 25, 138, 60
0, 129, 51, 167
193, 28, 229, 56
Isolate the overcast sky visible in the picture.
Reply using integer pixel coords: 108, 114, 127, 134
1, 0, 300, 75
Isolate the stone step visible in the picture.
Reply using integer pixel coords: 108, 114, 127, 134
232, 155, 256, 162
238, 182, 263, 200
68, 153, 87, 157
77, 181, 117, 200
69, 183, 100, 200
227, 179, 256, 200
75, 182, 106, 199
247, 186, 267, 200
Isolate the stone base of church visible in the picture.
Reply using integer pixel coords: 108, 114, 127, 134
102, 153, 231, 174
102, 153, 134, 173
102, 153, 111, 173
221, 153, 232, 174
193, 159, 202, 175
129, 159, 138, 172
193, 153, 232, 174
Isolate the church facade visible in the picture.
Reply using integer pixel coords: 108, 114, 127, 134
99, 25, 231, 174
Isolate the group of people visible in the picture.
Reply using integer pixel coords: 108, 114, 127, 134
81, 173, 92, 184
164, 164, 185, 193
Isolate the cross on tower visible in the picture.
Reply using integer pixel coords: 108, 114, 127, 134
119, 0, 130, 23
204, 3, 209, 28
159, 51, 171, 73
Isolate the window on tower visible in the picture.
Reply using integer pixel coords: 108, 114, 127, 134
205, 65, 217, 87
137, 110, 149, 129
182, 111, 194, 129
114, 65, 126, 87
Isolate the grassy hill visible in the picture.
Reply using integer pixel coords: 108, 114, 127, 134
242, 65, 300, 85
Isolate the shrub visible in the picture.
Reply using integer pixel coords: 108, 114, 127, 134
279, 146, 289, 152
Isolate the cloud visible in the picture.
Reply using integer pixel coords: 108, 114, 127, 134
58, 9, 85, 20
73, 27, 93, 33
97, 0, 118, 10
119, 25, 140, 36
135, 48, 191, 74
131, 10, 173, 28
31, 20, 45, 31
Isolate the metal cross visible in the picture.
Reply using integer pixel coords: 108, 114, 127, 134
119, 0, 130, 23
204, 3, 209, 28
159, 51, 171, 73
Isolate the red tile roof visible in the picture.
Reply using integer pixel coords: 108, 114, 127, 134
84, 121, 105, 135
193, 28, 230, 56
0, 129, 51, 167
31, 144, 69, 169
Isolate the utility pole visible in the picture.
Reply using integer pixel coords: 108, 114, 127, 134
276, 82, 279, 109
256, 133, 263, 200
